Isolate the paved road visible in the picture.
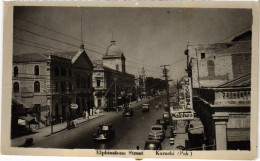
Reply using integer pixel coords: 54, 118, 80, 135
32, 95, 168, 149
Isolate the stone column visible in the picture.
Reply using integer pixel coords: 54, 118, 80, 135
213, 113, 229, 150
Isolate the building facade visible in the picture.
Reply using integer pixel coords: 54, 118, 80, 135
185, 31, 251, 150
12, 46, 94, 126
92, 40, 135, 109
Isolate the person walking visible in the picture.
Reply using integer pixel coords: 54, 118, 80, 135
155, 104, 159, 111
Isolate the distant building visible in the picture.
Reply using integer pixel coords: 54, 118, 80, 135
92, 40, 135, 109
12, 45, 94, 126
185, 30, 251, 150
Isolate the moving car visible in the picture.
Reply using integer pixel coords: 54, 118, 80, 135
144, 140, 162, 150
142, 104, 150, 112
93, 124, 115, 141
163, 112, 170, 125
148, 125, 165, 141
156, 119, 167, 130
123, 108, 134, 117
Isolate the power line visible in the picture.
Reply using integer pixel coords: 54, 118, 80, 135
14, 26, 104, 55
14, 37, 67, 52
218, 25, 251, 43
14, 41, 58, 53
15, 16, 106, 49
126, 60, 161, 71
169, 57, 186, 66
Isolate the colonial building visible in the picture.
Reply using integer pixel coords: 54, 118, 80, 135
12, 45, 94, 126
92, 40, 135, 109
185, 30, 251, 150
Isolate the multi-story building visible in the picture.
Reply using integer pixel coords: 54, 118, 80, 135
92, 40, 135, 109
185, 30, 252, 150
12, 45, 94, 125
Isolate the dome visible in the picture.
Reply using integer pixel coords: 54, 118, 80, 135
106, 41, 123, 56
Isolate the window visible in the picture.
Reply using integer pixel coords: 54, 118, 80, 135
81, 78, 86, 88
34, 81, 40, 93
116, 64, 119, 71
97, 79, 101, 87
69, 82, 72, 92
55, 66, 59, 76
61, 81, 66, 93
55, 81, 58, 92
77, 75, 80, 88
201, 53, 205, 59
68, 68, 72, 78
61, 67, 67, 76
14, 66, 18, 77
13, 82, 19, 93
34, 65, 39, 75
207, 60, 215, 76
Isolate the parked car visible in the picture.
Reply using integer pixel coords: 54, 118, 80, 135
144, 140, 162, 150
93, 124, 115, 141
123, 108, 134, 117
156, 119, 167, 130
142, 104, 150, 112
148, 125, 165, 141
163, 112, 170, 125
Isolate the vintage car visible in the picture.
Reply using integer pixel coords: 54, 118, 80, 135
123, 108, 134, 117
163, 112, 170, 125
156, 119, 167, 130
144, 140, 162, 150
148, 125, 166, 141
142, 104, 150, 112
93, 124, 115, 141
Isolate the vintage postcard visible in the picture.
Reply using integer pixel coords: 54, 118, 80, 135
1, 1, 259, 160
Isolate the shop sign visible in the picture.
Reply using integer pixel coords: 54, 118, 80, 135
71, 103, 78, 109
171, 110, 194, 120
183, 77, 193, 110
214, 90, 251, 106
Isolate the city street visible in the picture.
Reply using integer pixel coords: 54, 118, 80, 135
32, 95, 169, 149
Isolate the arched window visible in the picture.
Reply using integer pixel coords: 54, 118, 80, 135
34, 65, 39, 76
13, 82, 19, 93
207, 60, 215, 76
34, 81, 40, 93
116, 64, 119, 71
14, 66, 18, 77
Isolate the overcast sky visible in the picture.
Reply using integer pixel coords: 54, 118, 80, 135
13, 7, 252, 80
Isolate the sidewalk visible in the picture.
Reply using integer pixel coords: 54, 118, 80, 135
11, 113, 104, 147
162, 121, 189, 150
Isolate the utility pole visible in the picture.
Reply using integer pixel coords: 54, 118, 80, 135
160, 65, 172, 112
113, 78, 117, 110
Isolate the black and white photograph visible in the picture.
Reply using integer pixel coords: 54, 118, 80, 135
1, 1, 259, 160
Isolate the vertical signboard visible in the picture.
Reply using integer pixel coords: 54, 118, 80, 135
183, 77, 193, 110
172, 77, 194, 120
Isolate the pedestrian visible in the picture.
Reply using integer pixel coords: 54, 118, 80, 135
155, 104, 159, 111
136, 146, 140, 150
83, 110, 86, 119
96, 108, 100, 116
86, 111, 89, 120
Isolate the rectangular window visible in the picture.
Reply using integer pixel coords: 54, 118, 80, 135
61, 81, 66, 93
97, 79, 101, 87
201, 53, 205, 59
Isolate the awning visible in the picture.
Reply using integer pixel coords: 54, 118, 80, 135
19, 115, 34, 123
227, 128, 250, 141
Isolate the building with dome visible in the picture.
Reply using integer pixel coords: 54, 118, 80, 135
92, 40, 135, 110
